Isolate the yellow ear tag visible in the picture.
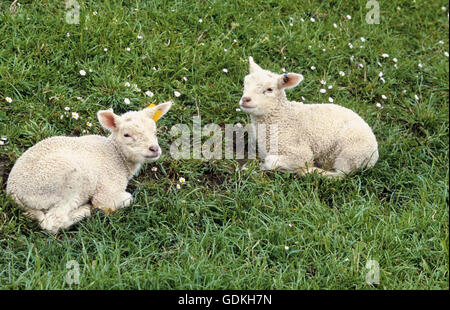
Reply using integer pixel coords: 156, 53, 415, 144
147, 104, 162, 122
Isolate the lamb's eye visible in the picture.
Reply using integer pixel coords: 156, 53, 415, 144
124, 133, 131, 138
265, 88, 273, 93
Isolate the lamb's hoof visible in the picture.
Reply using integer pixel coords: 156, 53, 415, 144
92, 208, 105, 216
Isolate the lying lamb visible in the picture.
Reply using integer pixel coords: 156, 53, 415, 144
239, 57, 378, 177
6, 102, 172, 233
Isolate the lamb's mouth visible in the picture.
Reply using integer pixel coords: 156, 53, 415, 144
240, 103, 256, 109
145, 154, 160, 160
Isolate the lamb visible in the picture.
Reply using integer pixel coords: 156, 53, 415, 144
239, 57, 378, 177
6, 102, 172, 233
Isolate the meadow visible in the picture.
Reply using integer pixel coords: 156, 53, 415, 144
0, 0, 448, 289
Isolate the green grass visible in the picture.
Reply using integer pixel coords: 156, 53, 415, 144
0, 0, 448, 289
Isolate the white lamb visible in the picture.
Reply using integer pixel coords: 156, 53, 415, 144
239, 57, 378, 177
6, 102, 172, 233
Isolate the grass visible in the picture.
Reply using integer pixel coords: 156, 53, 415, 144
0, 0, 448, 289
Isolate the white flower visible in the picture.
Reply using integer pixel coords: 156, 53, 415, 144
339, 71, 345, 77
343, 258, 350, 262
79, 70, 86, 76
346, 15, 352, 20
289, 22, 293, 27
124, 98, 131, 105
124, 82, 130, 87
126, 47, 131, 52
89, 68, 93, 73
77, 96, 83, 100
66, 32, 70, 37
394, 64, 398, 69
392, 58, 398, 63
222, 68, 228, 73
71, 112, 79, 120
1, 136, 7, 141
233, 39, 238, 43
322, 48, 326, 52
442, 6, 447, 11
151, 167, 158, 172
224, 48, 228, 52
198, 18, 203, 23
301, 96, 306, 101
381, 94, 387, 100
328, 85, 333, 89
328, 97, 334, 103
86, 122, 92, 127
235, 108, 241, 112
64, 106, 70, 111
93, 11, 97, 16
5, 97, 12, 103
174, 91, 181, 97
333, 23, 338, 28
308, 45, 312, 49
145, 90, 154, 97
438, 40, 445, 45
310, 17, 315, 22
414, 94, 419, 101
348, 43, 353, 49
320, 80, 327, 85
381, 53, 389, 58
376, 103, 382, 108
445, 51, 449, 57
104, 48, 108, 52
360, 37, 366, 42
183, 76, 188, 82
320, 89, 326, 93
380, 77, 386, 83
176, 184, 181, 190
310, 66, 316, 70
378, 72, 383, 77
284, 245, 290, 250
300, 18, 305, 22
288, 223, 293, 227
281, 68, 286, 73
152, 66, 157, 71
358, 63, 364, 68
350, 55, 355, 62
0, 141, 4, 146
179, 177, 186, 183
137, 35, 143, 40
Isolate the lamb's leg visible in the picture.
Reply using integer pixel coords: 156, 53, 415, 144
40, 202, 78, 234
92, 191, 132, 214
68, 204, 92, 225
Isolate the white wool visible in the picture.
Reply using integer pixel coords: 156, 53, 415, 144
6, 102, 172, 233
239, 57, 378, 177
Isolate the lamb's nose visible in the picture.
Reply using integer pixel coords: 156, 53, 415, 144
241, 97, 252, 104
149, 146, 160, 153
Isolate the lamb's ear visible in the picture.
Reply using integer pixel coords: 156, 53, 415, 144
249, 56, 263, 73
278, 73, 304, 89
98, 109, 121, 132
145, 101, 173, 122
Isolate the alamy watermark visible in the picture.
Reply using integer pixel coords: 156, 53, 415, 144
365, 259, 380, 285
366, 0, 380, 24
65, 260, 80, 285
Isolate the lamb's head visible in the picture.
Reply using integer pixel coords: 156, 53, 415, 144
239, 57, 303, 116
97, 102, 173, 163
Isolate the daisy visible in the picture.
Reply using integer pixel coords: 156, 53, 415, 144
124, 98, 131, 105
333, 23, 338, 28
445, 51, 449, 57
310, 17, 315, 22
235, 108, 241, 112
79, 70, 86, 76
0, 141, 4, 146
438, 40, 445, 45
126, 47, 131, 52
64, 106, 70, 111
71, 112, 79, 120
320, 89, 326, 93
378, 72, 383, 77
380, 77, 386, 83
222, 68, 228, 73
381, 53, 389, 58
328, 85, 333, 89
145, 90, 154, 97
284, 245, 290, 250
288, 223, 293, 227
348, 43, 353, 49
328, 97, 334, 103
174, 91, 181, 97
198, 18, 203, 23
66, 32, 70, 37
93, 11, 97, 16
104, 48, 108, 52
418, 63, 423, 68
358, 63, 364, 68
310, 66, 316, 70
381, 94, 387, 100
137, 35, 143, 40
183, 76, 188, 82
176, 184, 181, 190
179, 177, 186, 183
376, 103, 382, 108
392, 58, 398, 63
151, 167, 158, 172
360, 37, 366, 42
320, 80, 327, 85
414, 94, 419, 101
86, 122, 92, 127
346, 14, 352, 20
5, 97, 12, 103
124, 82, 131, 87
339, 71, 345, 77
